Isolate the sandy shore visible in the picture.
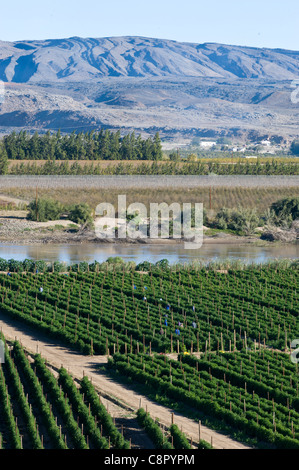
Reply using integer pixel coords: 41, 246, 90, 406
0, 210, 267, 246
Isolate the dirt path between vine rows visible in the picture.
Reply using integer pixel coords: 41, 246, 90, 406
0, 312, 252, 450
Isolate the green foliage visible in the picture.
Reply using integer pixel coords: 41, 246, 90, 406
169, 424, 191, 449
0, 335, 133, 449
136, 260, 152, 271
3, 129, 163, 161
58, 368, 109, 449
80, 376, 130, 449
27, 197, 63, 222
271, 197, 299, 221
290, 140, 299, 155
68, 202, 93, 227
111, 352, 299, 449
33, 355, 88, 449
169, 151, 181, 161
0, 141, 8, 175
8, 158, 299, 175
137, 408, 173, 449
13, 341, 67, 449
0, 261, 297, 358
106, 256, 125, 265
213, 207, 260, 234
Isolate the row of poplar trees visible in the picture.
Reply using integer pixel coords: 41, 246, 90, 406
1, 129, 163, 162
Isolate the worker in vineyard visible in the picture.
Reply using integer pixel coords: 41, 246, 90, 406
160, 327, 164, 335
39, 286, 43, 293
192, 321, 197, 329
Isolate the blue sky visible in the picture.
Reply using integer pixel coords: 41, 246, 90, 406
0, 0, 298, 50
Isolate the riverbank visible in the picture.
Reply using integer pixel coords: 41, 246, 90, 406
0, 210, 266, 246
0, 209, 296, 248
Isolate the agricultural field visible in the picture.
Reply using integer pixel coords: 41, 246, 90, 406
0, 334, 199, 450
6, 158, 299, 176
108, 351, 299, 448
1, 177, 299, 214
0, 264, 298, 355
0, 261, 298, 449
0, 262, 298, 449
0, 336, 130, 449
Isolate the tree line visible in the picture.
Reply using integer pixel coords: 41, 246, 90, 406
8, 159, 299, 175
0, 129, 163, 161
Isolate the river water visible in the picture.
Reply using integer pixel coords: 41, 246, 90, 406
0, 242, 298, 265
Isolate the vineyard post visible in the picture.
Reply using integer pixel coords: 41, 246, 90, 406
198, 420, 201, 441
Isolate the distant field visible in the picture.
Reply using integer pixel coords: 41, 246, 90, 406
1, 175, 299, 189
1, 176, 298, 213
7, 157, 299, 168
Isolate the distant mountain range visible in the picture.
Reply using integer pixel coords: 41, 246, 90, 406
0, 36, 298, 142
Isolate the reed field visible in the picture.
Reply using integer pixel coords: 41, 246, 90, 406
2, 182, 299, 214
